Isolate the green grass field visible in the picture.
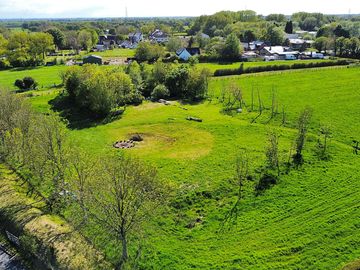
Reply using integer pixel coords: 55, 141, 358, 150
0, 65, 359, 269
197, 59, 337, 73
84, 48, 136, 59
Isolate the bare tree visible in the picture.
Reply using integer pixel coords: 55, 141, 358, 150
222, 150, 250, 228
316, 125, 332, 160
84, 155, 163, 269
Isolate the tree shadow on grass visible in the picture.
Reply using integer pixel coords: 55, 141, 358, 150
49, 94, 123, 130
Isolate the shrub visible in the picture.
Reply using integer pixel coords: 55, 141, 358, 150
151, 84, 170, 101
23, 77, 37, 89
14, 79, 25, 90
255, 172, 278, 193
14, 77, 37, 90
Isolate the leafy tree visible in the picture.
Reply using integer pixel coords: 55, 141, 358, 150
78, 30, 93, 51
46, 28, 65, 50
165, 65, 189, 98
261, 24, 284, 45
333, 25, 350, 38
151, 84, 170, 101
221, 33, 242, 60
243, 30, 256, 45
285, 21, 293, 34
65, 31, 80, 52
203, 12, 233, 36
0, 34, 8, 56
184, 68, 210, 101
314, 37, 330, 52
135, 42, 164, 62
301, 17, 318, 31
125, 61, 143, 90
29, 32, 54, 60
166, 37, 183, 52
63, 65, 140, 116
7, 32, 31, 67
266, 14, 286, 22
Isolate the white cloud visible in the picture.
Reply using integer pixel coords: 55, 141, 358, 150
0, 0, 359, 18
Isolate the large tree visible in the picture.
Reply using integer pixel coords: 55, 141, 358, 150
46, 28, 65, 50
221, 33, 242, 60
29, 32, 54, 60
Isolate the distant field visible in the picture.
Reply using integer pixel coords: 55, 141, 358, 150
84, 48, 136, 59
198, 59, 337, 73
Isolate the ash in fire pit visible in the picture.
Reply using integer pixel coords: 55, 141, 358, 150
113, 140, 135, 149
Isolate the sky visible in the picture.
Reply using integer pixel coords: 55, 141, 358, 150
0, 0, 359, 18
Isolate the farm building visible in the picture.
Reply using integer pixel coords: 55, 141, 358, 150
83, 55, 103, 65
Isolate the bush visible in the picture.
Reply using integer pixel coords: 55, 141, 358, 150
14, 79, 25, 90
151, 84, 170, 101
23, 77, 37, 89
14, 77, 37, 90
255, 172, 278, 193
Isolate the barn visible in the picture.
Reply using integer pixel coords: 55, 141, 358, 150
83, 55, 103, 65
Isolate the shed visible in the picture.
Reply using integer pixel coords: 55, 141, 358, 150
83, 55, 103, 65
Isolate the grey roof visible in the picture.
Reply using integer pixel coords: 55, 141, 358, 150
84, 55, 103, 59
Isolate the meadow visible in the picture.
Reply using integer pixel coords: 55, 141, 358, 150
0, 65, 359, 269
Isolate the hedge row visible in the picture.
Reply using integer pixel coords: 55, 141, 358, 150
214, 60, 351, 77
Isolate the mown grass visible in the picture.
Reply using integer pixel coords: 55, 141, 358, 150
0, 65, 66, 90
83, 48, 136, 59
0, 65, 359, 269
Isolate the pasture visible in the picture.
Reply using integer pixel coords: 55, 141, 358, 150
0, 65, 359, 269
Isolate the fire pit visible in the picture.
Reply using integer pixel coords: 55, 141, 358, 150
113, 140, 135, 149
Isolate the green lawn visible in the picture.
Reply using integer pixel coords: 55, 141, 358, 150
0, 65, 66, 90
1, 65, 360, 269
84, 48, 136, 59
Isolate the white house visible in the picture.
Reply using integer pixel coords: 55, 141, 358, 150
261, 46, 299, 60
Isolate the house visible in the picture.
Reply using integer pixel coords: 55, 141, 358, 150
119, 40, 138, 49
243, 41, 266, 51
288, 39, 313, 51
242, 51, 259, 60
285, 33, 299, 40
260, 46, 299, 60
149, 29, 169, 43
83, 55, 102, 65
176, 47, 201, 61
98, 35, 117, 49
128, 32, 143, 44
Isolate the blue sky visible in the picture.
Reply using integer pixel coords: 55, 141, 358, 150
0, 0, 359, 18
